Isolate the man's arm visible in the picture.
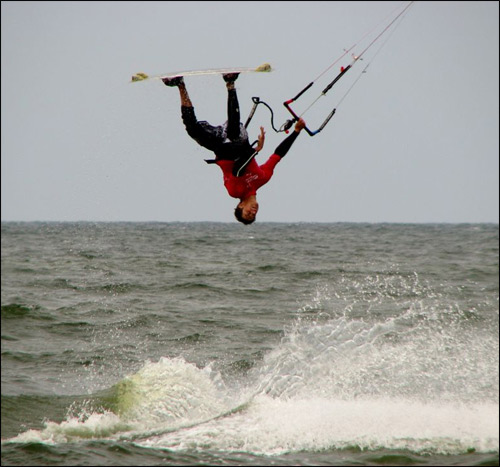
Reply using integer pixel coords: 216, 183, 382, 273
274, 118, 306, 159
256, 119, 307, 177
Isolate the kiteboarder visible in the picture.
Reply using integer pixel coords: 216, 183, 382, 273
163, 73, 305, 225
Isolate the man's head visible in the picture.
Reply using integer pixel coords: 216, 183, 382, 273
234, 197, 259, 225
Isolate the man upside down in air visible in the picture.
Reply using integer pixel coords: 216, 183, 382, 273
163, 72, 305, 225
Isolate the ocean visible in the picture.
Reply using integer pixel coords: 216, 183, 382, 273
1, 222, 498, 466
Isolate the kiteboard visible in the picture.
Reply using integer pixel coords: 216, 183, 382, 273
131, 62, 272, 83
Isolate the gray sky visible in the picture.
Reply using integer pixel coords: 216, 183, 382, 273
2, 1, 498, 223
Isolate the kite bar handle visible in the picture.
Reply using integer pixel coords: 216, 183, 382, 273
282, 66, 349, 136
283, 94, 317, 136
282, 81, 314, 133
283, 99, 335, 136
286, 82, 314, 103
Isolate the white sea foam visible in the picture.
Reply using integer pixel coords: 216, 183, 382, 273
142, 395, 499, 455
6, 411, 128, 444
137, 310, 499, 456
4, 287, 498, 455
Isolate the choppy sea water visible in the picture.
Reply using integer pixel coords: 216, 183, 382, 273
1, 222, 498, 466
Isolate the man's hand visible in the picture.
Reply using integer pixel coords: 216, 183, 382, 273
294, 118, 306, 132
255, 126, 266, 152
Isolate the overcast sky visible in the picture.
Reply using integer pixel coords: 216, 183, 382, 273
2, 1, 498, 223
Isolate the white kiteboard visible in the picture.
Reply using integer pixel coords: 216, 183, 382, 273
131, 62, 272, 83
